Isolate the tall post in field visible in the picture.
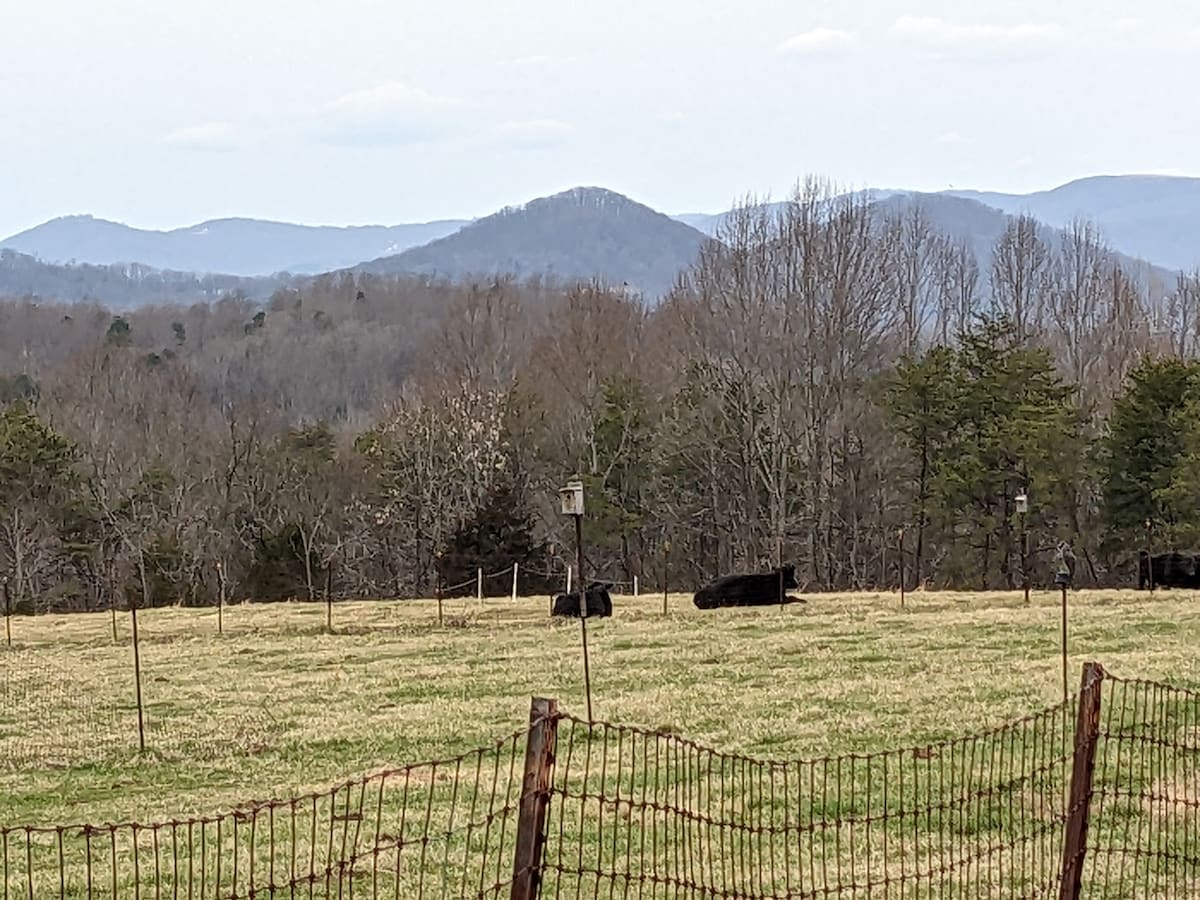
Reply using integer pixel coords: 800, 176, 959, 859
325, 562, 334, 633
512, 562, 519, 602
633, 575, 638, 598
1146, 518, 1155, 592
435, 551, 444, 627
898, 527, 906, 608
661, 539, 670, 616
559, 479, 593, 722
777, 534, 784, 609
130, 562, 149, 753
1055, 541, 1076, 706
215, 559, 226, 635
109, 560, 118, 643
1016, 491, 1030, 605
3, 576, 10, 647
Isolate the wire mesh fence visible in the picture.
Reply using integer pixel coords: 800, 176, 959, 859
0, 647, 280, 770
539, 701, 1079, 898
0, 726, 532, 899
2, 664, 1197, 898
1082, 675, 1200, 898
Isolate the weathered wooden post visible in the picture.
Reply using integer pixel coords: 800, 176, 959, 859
1058, 662, 1104, 900
509, 697, 559, 900
898, 527, 906, 608
512, 562, 519, 602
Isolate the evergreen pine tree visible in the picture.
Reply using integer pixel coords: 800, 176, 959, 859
438, 462, 556, 598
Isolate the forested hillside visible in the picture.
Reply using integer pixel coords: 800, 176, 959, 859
0, 248, 288, 307
3, 179, 1199, 612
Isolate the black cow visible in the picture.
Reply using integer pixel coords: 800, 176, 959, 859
551, 582, 614, 618
693, 564, 804, 609
1138, 551, 1200, 589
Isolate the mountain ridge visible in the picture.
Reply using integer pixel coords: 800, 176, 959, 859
2, 176, 1197, 307
352, 186, 711, 299
1, 214, 471, 277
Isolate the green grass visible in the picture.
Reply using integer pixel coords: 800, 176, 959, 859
1, 588, 1197, 897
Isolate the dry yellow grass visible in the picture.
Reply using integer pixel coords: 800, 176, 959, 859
2, 586, 1198, 828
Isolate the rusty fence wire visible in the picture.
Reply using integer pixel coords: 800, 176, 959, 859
540, 702, 1078, 898
0, 726, 532, 899
1082, 675, 1200, 898
2, 665, 1198, 898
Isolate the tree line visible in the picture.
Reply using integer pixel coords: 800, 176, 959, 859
2, 178, 1199, 613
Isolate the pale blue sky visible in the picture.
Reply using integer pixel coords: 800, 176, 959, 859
2, 0, 1198, 235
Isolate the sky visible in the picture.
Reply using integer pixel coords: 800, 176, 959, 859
2, 0, 1199, 236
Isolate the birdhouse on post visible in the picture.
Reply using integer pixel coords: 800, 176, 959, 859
559, 480, 585, 517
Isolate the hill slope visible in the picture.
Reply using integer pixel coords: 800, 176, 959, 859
946, 175, 1200, 271
356, 187, 711, 299
0, 215, 469, 277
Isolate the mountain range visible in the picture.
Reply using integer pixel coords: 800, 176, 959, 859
1, 214, 468, 277
1, 175, 1197, 307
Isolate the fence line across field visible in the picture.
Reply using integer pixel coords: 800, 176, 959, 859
2, 662, 1196, 898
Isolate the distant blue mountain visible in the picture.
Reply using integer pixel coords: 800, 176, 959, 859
1, 215, 469, 277
945, 175, 1200, 272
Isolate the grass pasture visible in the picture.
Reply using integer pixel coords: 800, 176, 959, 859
1, 588, 1198, 896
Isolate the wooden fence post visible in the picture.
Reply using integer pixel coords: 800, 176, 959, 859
510, 697, 559, 900
1058, 661, 1104, 900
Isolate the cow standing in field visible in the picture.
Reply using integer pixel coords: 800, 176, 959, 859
551, 582, 614, 618
693, 564, 805, 609
1138, 551, 1200, 589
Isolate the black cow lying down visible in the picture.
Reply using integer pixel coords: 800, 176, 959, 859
1139, 551, 1200, 589
551, 582, 614, 618
693, 565, 805, 609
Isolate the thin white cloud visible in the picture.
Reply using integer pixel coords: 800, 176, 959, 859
328, 81, 459, 116
491, 118, 574, 150
509, 54, 578, 66
1110, 16, 1143, 33
162, 122, 238, 151
936, 130, 969, 145
778, 28, 857, 55
313, 81, 464, 147
891, 16, 1062, 44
